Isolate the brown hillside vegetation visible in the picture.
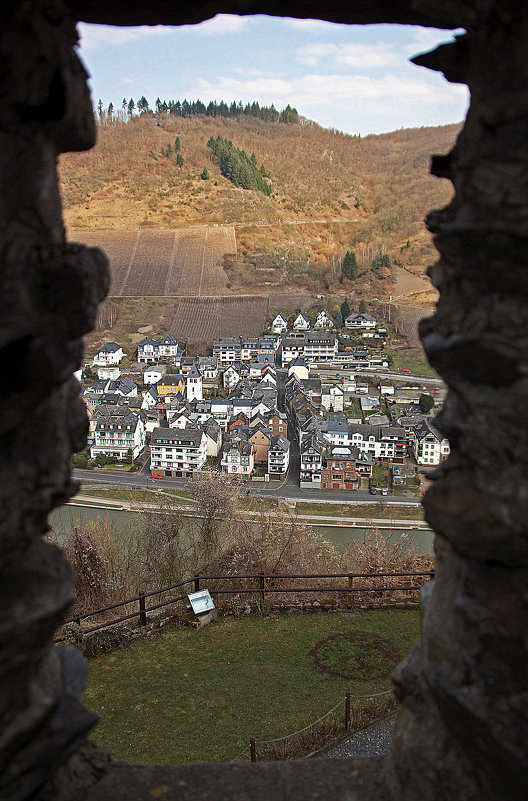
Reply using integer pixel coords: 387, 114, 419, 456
60, 114, 459, 298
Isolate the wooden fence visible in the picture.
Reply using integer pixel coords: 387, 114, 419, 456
55, 570, 434, 642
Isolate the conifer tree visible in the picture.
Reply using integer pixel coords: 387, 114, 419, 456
127, 98, 135, 117
201, 166, 210, 180
174, 136, 180, 152
176, 152, 184, 168
359, 299, 367, 314
340, 298, 350, 321
342, 250, 359, 280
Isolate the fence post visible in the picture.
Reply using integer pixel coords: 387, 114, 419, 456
345, 691, 351, 730
259, 572, 265, 604
194, 574, 200, 592
347, 575, 354, 608
250, 737, 256, 762
139, 591, 147, 626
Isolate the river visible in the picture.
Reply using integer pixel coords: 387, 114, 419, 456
50, 504, 433, 554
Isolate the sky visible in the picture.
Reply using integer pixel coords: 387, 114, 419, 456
77, 15, 469, 137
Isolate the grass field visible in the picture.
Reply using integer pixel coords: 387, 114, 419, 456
295, 501, 425, 521
85, 610, 418, 763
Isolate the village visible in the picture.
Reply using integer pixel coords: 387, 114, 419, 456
77, 307, 448, 496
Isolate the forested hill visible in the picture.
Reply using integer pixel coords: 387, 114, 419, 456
59, 111, 460, 296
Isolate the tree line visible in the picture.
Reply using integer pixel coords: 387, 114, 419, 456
98, 97, 299, 124
207, 135, 272, 194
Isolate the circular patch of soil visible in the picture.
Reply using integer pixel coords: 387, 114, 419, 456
310, 632, 400, 681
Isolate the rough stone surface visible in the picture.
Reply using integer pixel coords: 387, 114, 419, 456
0, 1, 527, 801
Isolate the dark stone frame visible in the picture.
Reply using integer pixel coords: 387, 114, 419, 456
1, 1, 526, 799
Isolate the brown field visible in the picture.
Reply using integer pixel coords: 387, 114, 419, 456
71, 226, 235, 296
170, 296, 269, 343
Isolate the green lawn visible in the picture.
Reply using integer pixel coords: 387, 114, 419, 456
85, 610, 419, 764
295, 501, 424, 521
79, 487, 196, 505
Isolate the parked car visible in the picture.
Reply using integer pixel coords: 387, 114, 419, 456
381, 488, 388, 496
151, 473, 163, 479
370, 487, 377, 495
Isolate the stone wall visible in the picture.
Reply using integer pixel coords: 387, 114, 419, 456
0, 1, 526, 800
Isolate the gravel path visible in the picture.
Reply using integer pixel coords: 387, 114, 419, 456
321, 714, 397, 758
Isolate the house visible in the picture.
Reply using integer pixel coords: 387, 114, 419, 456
326, 413, 349, 445
186, 363, 203, 401
248, 423, 272, 463
137, 337, 160, 364
157, 374, 185, 397
202, 421, 223, 458
322, 384, 344, 412
347, 423, 407, 463
268, 435, 290, 478
271, 312, 288, 334
300, 435, 324, 488
197, 356, 218, 380
220, 435, 254, 478
412, 419, 450, 465
321, 447, 359, 490
304, 331, 338, 362
288, 358, 310, 381
210, 398, 232, 430
141, 384, 159, 410
92, 342, 123, 367
293, 312, 310, 331
143, 364, 167, 385
150, 427, 207, 478
281, 336, 307, 366
97, 365, 120, 381
223, 364, 242, 389
344, 312, 377, 330
158, 334, 181, 360
90, 413, 145, 460
314, 310, 334, 329
213, 337, 242, 365
106, 376, 138, 398
380, 383, 395, 395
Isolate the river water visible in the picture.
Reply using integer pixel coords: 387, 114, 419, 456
50, 504, 433, 554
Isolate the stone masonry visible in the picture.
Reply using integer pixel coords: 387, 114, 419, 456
0, 1, 526, 800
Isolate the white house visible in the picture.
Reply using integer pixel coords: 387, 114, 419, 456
97, 366, 120, 381
90, 414, 145, 460
412, 419, 450, 465
197, 356, 218, 380
220, 436, 254, 478
293, 312, 310, 331
150, 427, 207, 477
137, 337, 159, 364
314, 310, 334, 329
268, 435, 290, 478
143, 364, 167, 385
380, 383, 395, 395
106, 376, 138, 398
322, 384, 344, 412
288, 358, 310, 381
158, 334, 181, 360
93, 342, 123, 367
223, 364, 242, 390
304, 332, 338, 362
271, 313, 288, 334
141, 384, 159, 410
300, 435, 324, 488
344, 313, 377, 330
187, 363, 203, 402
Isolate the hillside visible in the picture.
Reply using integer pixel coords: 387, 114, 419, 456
60, 113, 459, 301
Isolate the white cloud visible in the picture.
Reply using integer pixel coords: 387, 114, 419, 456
184, 14, 251, 36
283, 18, 343, 33
78, 23, 171, 50
188, 70, 468, 133
402, 26, 465, 58
295, 42, 400, 68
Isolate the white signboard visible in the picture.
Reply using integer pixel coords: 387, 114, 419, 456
188, 589, 215, 615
